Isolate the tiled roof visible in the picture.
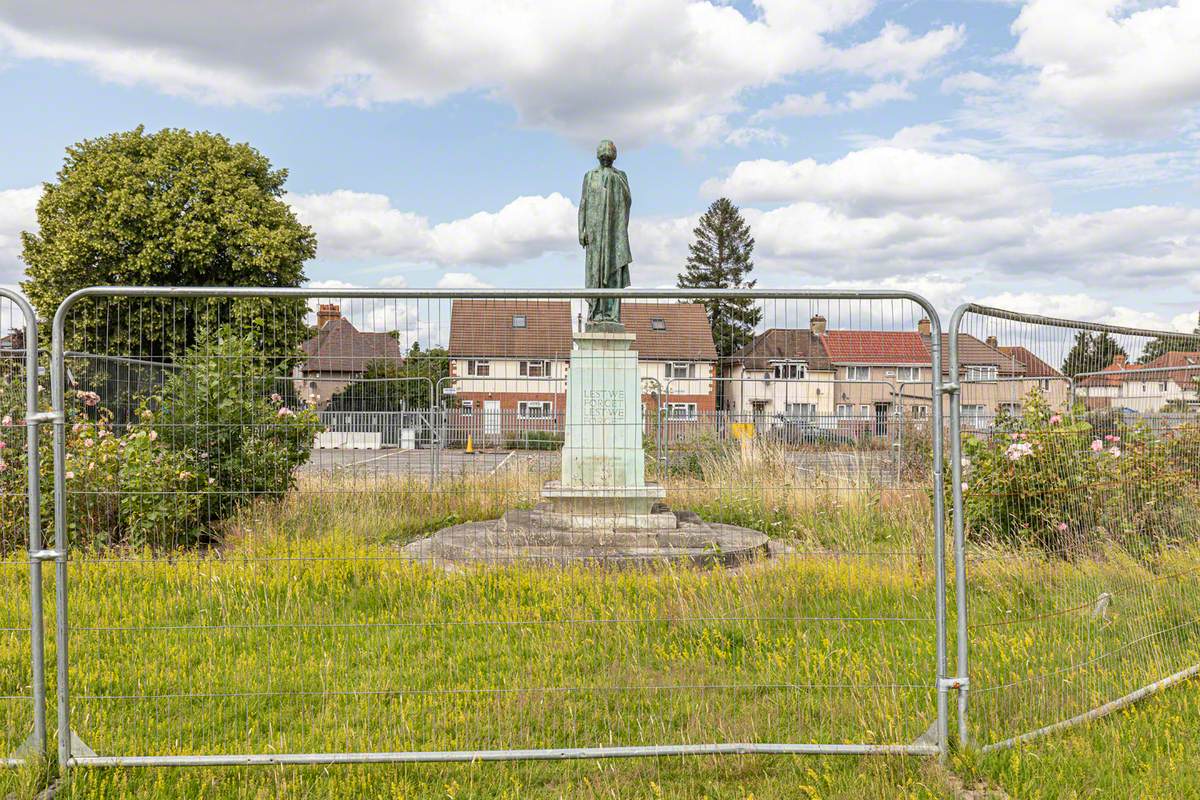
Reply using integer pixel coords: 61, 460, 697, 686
449, 300, 573, 360
1123, 351, 1200, 388
300, 317, 404, 373
620, 303, 718, 360
1078, 358, 1130, 387
821, 330, 928, 364
942, 334, 1024, 375
998, 346, 1063, 378
730, 328, 831, 371
447, 300, 718, 361
818, 330, 1020, 373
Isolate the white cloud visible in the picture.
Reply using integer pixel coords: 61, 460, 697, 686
940, 71, 999, 94
1011, 0, 1200, 135
975, 292, 1197, 334
830, 21, 965, 79
753, 80, 913, 120
702, 147, 1041, 217
844, 80, 913, 110
752, 91, 834, 120
0, 186, 38, 282
0, 1, 963, 148
725, 126, 788, 147
436, 272, 494, 289
289, 191, 576, 265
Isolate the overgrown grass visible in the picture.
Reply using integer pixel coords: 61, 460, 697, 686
0, 445, 1197, 798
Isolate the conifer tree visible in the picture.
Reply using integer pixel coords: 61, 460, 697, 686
677, 198, 762, 359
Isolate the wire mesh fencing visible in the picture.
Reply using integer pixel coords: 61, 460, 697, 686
46, 287, 950, 774
0, 288, 45, 767
948, 304, 1200, 751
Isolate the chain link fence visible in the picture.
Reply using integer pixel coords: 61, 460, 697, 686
3, 285, 1199, 784
0, 288, 45, 767
41, 287, 950, 776
947, 304, 1200, 751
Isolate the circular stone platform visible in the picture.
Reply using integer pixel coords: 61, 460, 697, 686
401, 508, 771, 569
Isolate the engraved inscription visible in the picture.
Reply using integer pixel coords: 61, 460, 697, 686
583, 389, 625, 423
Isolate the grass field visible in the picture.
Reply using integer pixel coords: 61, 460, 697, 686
2, 457, 1198, 799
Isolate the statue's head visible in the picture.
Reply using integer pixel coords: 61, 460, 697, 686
596, 139, 617, 166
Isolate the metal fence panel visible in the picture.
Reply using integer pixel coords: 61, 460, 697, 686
48, 287, 949, 775
0, 288, 45, 766
948, 304, 1200, 751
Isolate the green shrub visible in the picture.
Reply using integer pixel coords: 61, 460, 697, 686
961, 389, 1196, 555
154, 328, 320, 524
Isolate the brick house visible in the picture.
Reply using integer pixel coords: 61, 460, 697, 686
726, 316, 1049, 436
447, 300, 717, 444
295, 304, 406, 408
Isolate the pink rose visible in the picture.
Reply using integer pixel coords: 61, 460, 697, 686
1, 415, 11, 426
147, 430, 158, 441
277, 406, 295, 418
1091, 440, 1104, 452
270, 393, 283, 403
1049, 415, 1062, 425
1056, 522, 1068, 532
1109, 446, 1121, 458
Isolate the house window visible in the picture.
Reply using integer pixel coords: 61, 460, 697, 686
1039, 379, 1052, 391
786, 402, 816, 419
667, 402, 697, 419
518, 400, 553, 419
1160, 382, 1169, 392
961, 404, 987, 429
511, 314, 527, 328
913, 405, 930, 419
666, 362, 694, 379
964, 365, 998, 382
859, 405, 871, 418
520, 360, 547, 377
897, 366, 921, 382
836, 403, 853, 419
467, 360, 490, 377
773, 362, 807, 380
845, 366, 870, 382
999, 402, 1021, 416
461, 400, 473, 417
650, 317, 667, 331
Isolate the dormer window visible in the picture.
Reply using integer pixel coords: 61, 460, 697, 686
772, 362, 807, 380
650, 317, 667, 331
512, 314, 527, 329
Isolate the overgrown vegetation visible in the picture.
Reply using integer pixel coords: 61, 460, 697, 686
961, 389, 1200, 555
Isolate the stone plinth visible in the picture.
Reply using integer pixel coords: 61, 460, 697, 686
560, 330, 647, 489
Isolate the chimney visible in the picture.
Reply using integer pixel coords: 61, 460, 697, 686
986, 335, 998, 348
317, 303, 341, 329
809, 314, 827, 335
917, 318, 931, 336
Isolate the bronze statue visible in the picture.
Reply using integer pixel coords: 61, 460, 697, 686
578, 139, 632, 327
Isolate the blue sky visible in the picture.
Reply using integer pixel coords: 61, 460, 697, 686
1, 0, 1198, 328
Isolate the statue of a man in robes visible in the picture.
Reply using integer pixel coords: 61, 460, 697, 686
578, 139, 632, 327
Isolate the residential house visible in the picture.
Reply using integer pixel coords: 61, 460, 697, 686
446, 300, 717, 443
1080, 352, 1200, 413
726, 317, 1041, 436
994, 342, 1070, 413
724, 318, 836, 428
295, 304, 406, 408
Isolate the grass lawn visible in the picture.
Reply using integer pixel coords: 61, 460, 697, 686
1, 464, 1198, 798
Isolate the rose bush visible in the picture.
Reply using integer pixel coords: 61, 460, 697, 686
961, 389, 1197, 556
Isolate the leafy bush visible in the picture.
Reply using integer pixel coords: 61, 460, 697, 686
154, 329, 320, 524
961, 389, 1196, 555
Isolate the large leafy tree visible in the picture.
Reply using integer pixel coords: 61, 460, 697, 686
1061, 332, 1128, 378
21, 126, 316, 359
1138, 316, 1200, 364
677, 198, 762, 359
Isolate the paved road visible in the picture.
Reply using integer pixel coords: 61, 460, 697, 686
300, 447, 903, 485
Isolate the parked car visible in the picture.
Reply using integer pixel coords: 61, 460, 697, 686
765, 416, 857, 446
